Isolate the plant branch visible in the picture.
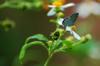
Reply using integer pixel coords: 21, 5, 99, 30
44, 53, 53, 66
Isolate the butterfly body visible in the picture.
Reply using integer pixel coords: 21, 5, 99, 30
62, 13, 79, 27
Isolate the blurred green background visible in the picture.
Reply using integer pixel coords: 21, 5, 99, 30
0, 0, 100, 66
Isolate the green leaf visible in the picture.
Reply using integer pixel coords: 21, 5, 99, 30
61, 40, 93, 58
19, 41, 47, 64
53, 40, 73, 53
61, 39, 93, 57
48, 39, 63, 54
25, 34, 48, 44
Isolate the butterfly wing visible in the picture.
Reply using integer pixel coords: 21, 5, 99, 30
62, 13, 79, 27
69, 13, 79, 25
62, 17, 69, 28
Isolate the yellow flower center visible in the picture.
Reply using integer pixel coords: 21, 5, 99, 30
52, 1, 63, 7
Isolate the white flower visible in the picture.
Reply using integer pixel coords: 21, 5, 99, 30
66, 26, 81, 40
57, 18, 81, 40
47, 3, 75, 16
76, 1, 100, 18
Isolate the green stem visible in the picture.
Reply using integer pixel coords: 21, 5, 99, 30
44, 53, 53, 66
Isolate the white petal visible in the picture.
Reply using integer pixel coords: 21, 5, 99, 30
66, 26, 72, 31
71, 30, 81, 40
47, 7, 56, 16
57, 18, 64, 25
48, 5, 56, 8
61, 3, 75, 10
66, 26, 81, 40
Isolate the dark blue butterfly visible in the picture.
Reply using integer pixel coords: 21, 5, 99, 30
62, 13, 79, 28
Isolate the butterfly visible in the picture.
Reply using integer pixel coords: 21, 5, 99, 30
62, 13, 79, 28
61, 13, 81, 40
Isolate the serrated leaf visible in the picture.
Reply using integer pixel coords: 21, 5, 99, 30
25, 34, 48, 44
19, 41, 47, 63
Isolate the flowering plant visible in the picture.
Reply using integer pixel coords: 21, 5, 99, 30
18, 0, 92, 66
